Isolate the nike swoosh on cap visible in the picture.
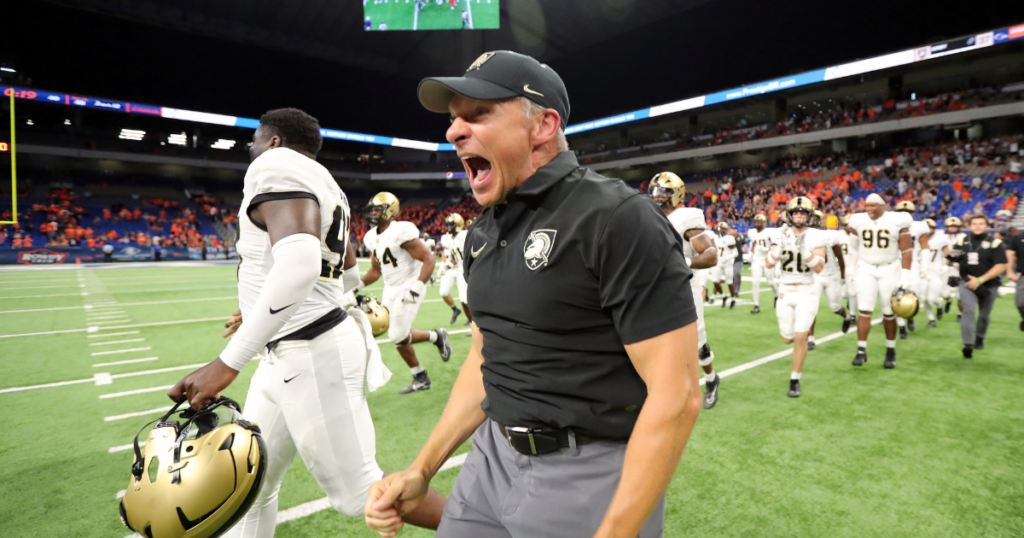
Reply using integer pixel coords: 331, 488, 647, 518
523, 85, 544, 97
269, 303, 296, 315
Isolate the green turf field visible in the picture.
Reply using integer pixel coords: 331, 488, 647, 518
0, 261, 1021, 537
364, 0, 499, 31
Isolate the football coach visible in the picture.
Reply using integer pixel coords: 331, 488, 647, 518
364, 51, 702, 538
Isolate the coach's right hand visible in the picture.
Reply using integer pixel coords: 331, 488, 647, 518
365, 468, 430, 537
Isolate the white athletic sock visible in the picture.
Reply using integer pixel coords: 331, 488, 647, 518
429, 331, 438, 343
857, 340, 867, 349
705, 370, 717, 383
410, 365, 424, 375
808, 336, 816, 344
791, 372, 802, 380
886, 339, 897, 349
897, 317, 906, 327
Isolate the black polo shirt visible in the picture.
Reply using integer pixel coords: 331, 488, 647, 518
463, 151, 697, 440
953, 232, 1008, 287
1010, 232, 1024, 274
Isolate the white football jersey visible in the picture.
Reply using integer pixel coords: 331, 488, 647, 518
440, 230, 468, 272
921, 233, 951, 273
364, 220, 422, 288
236, 147, 350, 340
716, 233, 738, 264
846, 211, 913, 265
773, 226, 827, 285
819, 229, 847, 276
666, 207, 707, 261
424, 238, 436, 252
748, 227, 778, 261
843, 229, 859, 273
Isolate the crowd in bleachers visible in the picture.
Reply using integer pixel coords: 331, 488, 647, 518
578, 83, 1024, 165
351, 193, 484, 247
0, 189, 234, 249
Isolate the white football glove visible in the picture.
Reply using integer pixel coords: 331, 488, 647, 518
403, 280, 426, 304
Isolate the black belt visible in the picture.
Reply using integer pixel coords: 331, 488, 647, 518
266, 307, 347, 351
498, 423, 605, 456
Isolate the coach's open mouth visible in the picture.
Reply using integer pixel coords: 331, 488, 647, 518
462, 155, 493, 186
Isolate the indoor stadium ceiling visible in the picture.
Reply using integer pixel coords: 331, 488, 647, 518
42, 0, 715, 80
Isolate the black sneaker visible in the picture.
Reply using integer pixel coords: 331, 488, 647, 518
788, 379, 801, 398
853, 350, 867, 366
899, 326, 908, 340
703, 376, 720, 409
944, 300, 952, 314
774, 296, 778, 308
434, 328, 452, 362
957, 313, 962, 322
936, 308, 943, 321
926, 320, 937, 328
751, 306, 761, 314
974, 337, 984, 350
962, 344, 973, 359
729, 299, 736, 310
449, 308, 462, 325
464, 320, 471, 326
399, 372, 431, 394
907, 318, 916, 332
884, 348, 896, 369
1020, 320, 1024, 332
807, 340, 816, 351
842, 316, 853, 334
721, 297, 727, 308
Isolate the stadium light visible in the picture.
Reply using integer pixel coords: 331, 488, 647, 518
0, 67, 14, 73
167, 133, 187, 146
119, 128, 146, 141
210, 139, 236, 150
26, 119, 33, 125
64, 119, 71, 125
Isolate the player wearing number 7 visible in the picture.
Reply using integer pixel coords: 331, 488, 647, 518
765, 197, 827, 398
845, 193, 914, 369
362, 192, 453, 394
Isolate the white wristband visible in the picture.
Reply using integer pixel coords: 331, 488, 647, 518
805, 255, 823, 268
220, 234, 321, 371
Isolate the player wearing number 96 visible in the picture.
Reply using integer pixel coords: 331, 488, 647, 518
845, 193, 914, 369
362, 192, 453, 394
167, 109, 447, 537
765, 196, 828, 398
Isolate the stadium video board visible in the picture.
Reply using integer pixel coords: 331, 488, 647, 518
364, 0, 499, 31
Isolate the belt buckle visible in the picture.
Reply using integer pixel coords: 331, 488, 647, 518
506, 426, 538, 455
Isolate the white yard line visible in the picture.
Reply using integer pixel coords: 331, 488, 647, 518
86, 314, 129, 320
93, 357, 159, 368
0, 296, 237, 315
100, 385, 173, 399
110, 363, 207, 380
91, 347, 152, 356
88, 331, 141, 338
104, 406, 173, 422
0, 316, 223, 339
0, 378, 94, 394
109, 442, 142, 454
88, 320, 133, 325
90, 338, 146, 346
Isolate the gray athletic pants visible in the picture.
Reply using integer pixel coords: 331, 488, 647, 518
1017, 278, 1024, 320
733, 258, 744, 294
958, 282, 998, 345
437, 420, 665, 538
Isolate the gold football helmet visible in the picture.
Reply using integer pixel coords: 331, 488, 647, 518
753, 214, 767, 224
716, 221, 730, 233
120, 398, 267, 538
785, 196, 815, 228
368, 192, 400, 225
359, 294, 390, 337
944, 216, 962, 229
812, 209, 825, 229
648, 172, 686, 209
891, 288, 920, 318
445, 213, 465, 233
924, 218, 936, 229
840, 215, 851, 226
895, 200, 916, 213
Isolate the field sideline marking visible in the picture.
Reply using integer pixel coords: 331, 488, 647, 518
88, 331, 140, 338
101, 385, 173, 400
90, 338, 146, 346
104, 406, 173, 422
93, 357, 159, 368
0, 317, 224, 339
0, 296, 238, 315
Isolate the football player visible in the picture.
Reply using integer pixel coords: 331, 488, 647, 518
711, 221, 739, 309
944, 216, 966, 320
765, 197, 828, 398
841, 215, 859, 327
895, 201, 930, 338
421, 233, 437, 285
439, 213, 472, 326
166, 109, 446, 537
845, 193, 914, 369
649, 172, 722, 409
747, 214, 779, 313
807, 209, 850, 350
919, 219, 952, 327
362, 192, 453, 394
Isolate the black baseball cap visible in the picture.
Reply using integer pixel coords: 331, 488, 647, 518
418, 50, 570, 128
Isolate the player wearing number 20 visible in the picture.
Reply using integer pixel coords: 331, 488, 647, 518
765, 197, 828, 398
845, 193, 914, 369
362, 192, 453, 394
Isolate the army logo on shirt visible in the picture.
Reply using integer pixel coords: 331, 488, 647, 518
524, 230, 557, 270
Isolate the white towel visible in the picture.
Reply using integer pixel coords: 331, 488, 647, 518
347, 307, 392, 392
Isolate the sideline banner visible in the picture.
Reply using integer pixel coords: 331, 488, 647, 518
0, 245, 237, 264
